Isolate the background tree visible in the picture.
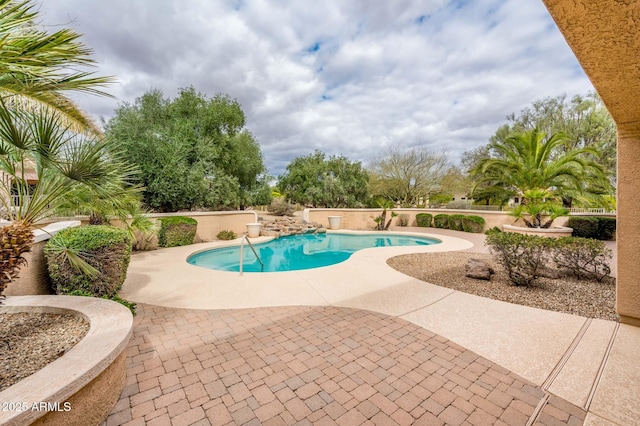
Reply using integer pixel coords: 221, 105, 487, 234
470, 129, 612, 225
0, 0, 114, 134
278, 151, 370, 207
369, 147, 450, 207
462, 92, 617, 205
105, 87, 269, 212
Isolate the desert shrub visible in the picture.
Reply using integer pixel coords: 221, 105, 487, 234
485, 226, 502, 235
416, 213, 432, 227
569, 217, 599, 239
217, 230, 237, 240
445, 200, 472, 210
448, 214, 465, 231
433, 214, 449, 229
397, 214, 409, 227
158, 216, 197, 247
45, 225, 132, 298
269, 197, 295, 216
552, 237, 612, 282
67, 289, 137, 315
461, 215, 485, 233
486, 231, 554, 286
596, 217, 616, 240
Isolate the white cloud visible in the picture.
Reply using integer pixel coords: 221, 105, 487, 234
39, 0, 593, 176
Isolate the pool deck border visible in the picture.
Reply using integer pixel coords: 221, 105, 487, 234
119, 228, 639, 425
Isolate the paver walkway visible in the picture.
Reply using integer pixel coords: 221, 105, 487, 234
106, 304, 585, 425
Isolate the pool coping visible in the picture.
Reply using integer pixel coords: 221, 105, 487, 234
186, 230, 446, 273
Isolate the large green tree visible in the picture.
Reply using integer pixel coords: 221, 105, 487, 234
278, 151, 370, 208
105, 87, 269, 212
369, 147, 450, 207
0, 0, 114, 134
486, 92, 616, 178
470, 129, 612, 223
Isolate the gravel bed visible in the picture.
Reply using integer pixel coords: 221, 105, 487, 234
0, 312, 89, 392
388, 251, 618, 322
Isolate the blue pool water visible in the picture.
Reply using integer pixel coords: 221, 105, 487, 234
187, 233, 441, 273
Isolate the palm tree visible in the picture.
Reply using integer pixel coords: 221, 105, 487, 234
0, 0, 114, 135
470, 129, 611, 227
0, 102, 141, 298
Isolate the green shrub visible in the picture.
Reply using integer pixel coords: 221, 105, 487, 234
461, 215, 485, 233
448, 214, 465, 231
486, 231, 554, 286
216, 230, 237, 240
552, 237, 612, 282
397, 214, 409, 227
569, 216, 616, 240
569, 217, 599, 239
268, 197, 295, 216
433, 214, 449, 229
67, 289, 136, 315
596, 217, 616, 240
158, 216, 197, 247
416, 213, 432, 227
485, 226, 502, 235
45, 225, 132, 297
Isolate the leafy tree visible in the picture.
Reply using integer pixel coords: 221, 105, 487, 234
470, 129, 612, 227
105, 87, 269, 212
278, 151, 370, 207
463, 92, 617, 205
0, 0, 113, 134
369, 147, 450, 207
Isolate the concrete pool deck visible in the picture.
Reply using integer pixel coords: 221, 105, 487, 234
117, 228, 639, 425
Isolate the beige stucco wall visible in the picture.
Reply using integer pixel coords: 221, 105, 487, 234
305, 208, 574, 232
111, 210, 259, 243
542, 0, 640, 324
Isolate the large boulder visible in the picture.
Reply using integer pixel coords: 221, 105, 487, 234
465, 258, 494, 280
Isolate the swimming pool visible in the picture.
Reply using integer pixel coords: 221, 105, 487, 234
187, 233, 441, 272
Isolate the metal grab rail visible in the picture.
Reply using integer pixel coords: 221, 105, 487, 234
239, 234, 264, 275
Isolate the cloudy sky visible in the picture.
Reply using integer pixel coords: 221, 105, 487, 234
39, 0, 594, 176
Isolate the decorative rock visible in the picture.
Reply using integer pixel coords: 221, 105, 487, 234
465, 258, 494, 280
259, 217, 325, 238
538, 266, 561, 279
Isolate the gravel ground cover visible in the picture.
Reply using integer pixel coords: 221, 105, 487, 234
0, 312, 89, 392
388, 251, 618, 322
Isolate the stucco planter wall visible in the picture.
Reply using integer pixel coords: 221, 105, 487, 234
503, 224, 574, 238
0, 296, 133, 426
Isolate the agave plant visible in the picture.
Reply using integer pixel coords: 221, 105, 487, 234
510, 188, 569, 228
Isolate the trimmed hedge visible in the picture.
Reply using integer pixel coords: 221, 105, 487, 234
433, 214, 449, 229
447, 214, 465, 231
415, 213, 432, 227
45, 225, 132, 298
158, 216, 197, 247
568, 216, 616, 240
461, 215, 486, 233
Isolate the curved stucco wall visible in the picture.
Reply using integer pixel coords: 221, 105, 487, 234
0, 296, 133, 426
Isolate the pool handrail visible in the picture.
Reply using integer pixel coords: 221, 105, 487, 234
239, 233, 264, 274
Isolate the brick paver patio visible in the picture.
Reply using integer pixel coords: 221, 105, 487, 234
106, 304, 586, 425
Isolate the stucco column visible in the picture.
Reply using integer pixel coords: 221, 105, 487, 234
616, 129, 640, 326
